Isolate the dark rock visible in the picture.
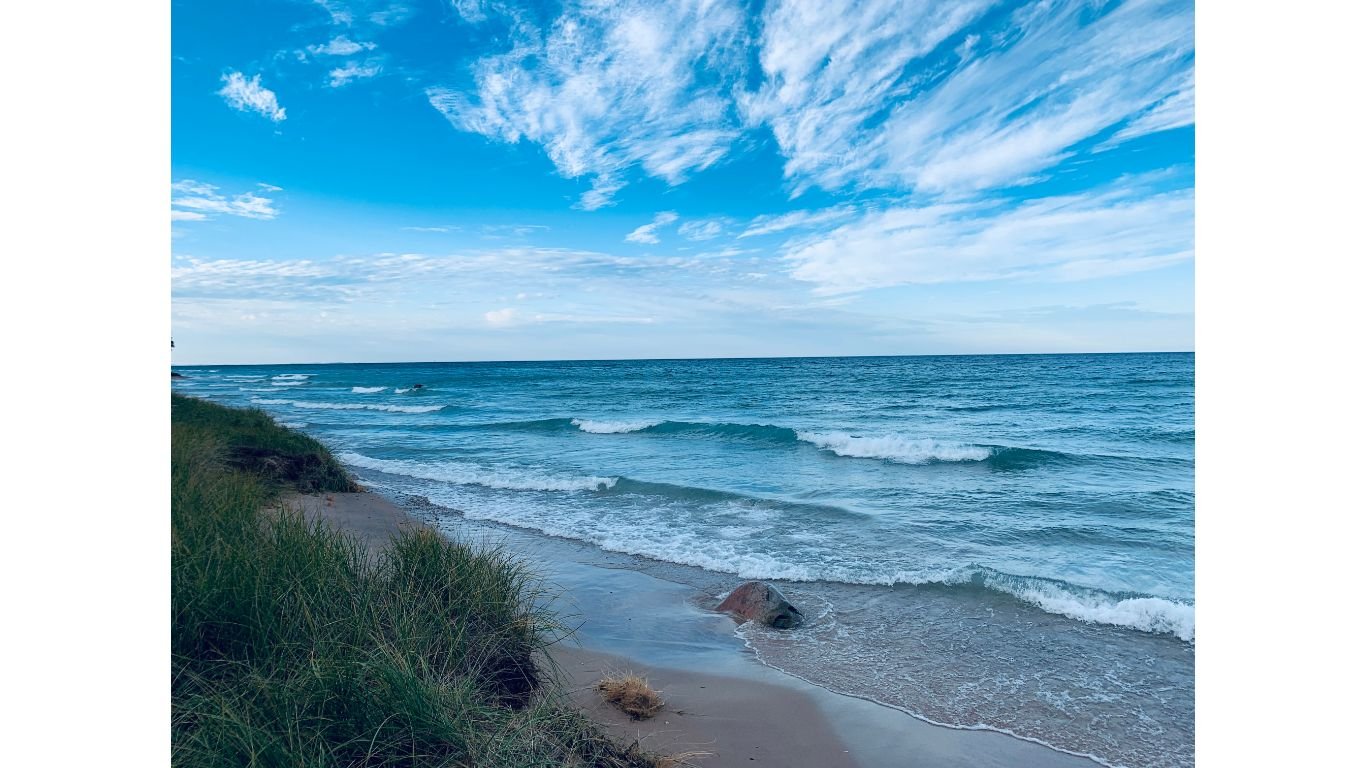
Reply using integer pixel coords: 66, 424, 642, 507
716, 581, 803, 629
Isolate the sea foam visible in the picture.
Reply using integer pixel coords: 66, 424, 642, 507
351, 386, 386, 394
251, 398, 443, 414
340, 452, 617, 492
571, 418, 661, 434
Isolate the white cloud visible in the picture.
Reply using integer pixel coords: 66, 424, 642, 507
781, 178, 1193, 293
402, 225, 459, 233
744, 0, 1193, 195
1102, 69, 1195, 147
678, 218, 727, 241
307, 36, 377, 56
739, 206, 858, 238
313, 1, 412, 28
741, 0, 994, 195
428, 0, 749, 209
172, 180, 281, 221
484, 307, 519, 327
625, 211, 679, 244
313, 0, 355, 25
217, 72, 286, 122
329, 60, 382, 87
451, 0, 489, 23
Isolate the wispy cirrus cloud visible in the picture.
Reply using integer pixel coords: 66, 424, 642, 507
678, 218, 729, 241
740, 0, 1195, 196
312, 0, 412, 28
172, 180, 282, 222
793, 0, 1193, 195
625, 212, 679, 244
739, 206, 859, 238
328, 59, 382, 86
740, 0, 995, 195
428, 0, 749, 209
431, 0, 1191, 204
306, 36, 377, 56
217, 71, 286, 122
781, 175, 1193, 293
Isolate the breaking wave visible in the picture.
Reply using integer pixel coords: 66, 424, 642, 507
571, 418, 661, 434
340, 452, 617, 492
250, 398, 444, 414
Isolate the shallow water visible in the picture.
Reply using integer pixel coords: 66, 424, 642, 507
175, 353, 1194, 767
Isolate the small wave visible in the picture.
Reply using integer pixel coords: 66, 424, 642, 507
971, 571, 1194, 641
250, 398, 444, 414
797, 431, 992, 464
351, 386, 387, 394
339, 452, 616, 492
394, 388, 410, 394
271, 380, 307, 387
467, 417, 1067, 469
572, 418, 661, 434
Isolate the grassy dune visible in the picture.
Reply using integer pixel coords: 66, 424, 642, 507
171, 394, 658, 767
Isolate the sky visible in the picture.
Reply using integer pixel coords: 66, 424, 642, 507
171, 0, 1194, 364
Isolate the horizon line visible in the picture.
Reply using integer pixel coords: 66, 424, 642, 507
171, 349, 1195, 367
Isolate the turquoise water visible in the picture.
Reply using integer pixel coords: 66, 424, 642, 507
174, 353, 1193, 767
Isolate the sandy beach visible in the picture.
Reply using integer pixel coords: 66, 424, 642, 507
290, 490, 1101, 768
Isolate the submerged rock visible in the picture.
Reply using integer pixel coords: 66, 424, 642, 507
716, 581, 804, 629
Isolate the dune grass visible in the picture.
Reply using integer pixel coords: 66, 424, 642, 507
171, 394, 658, 767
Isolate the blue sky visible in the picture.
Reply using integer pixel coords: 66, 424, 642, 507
171, 0, 1193, 364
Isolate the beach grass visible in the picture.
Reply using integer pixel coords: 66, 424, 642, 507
596, 674, 665, 721
171, 394, 659, 767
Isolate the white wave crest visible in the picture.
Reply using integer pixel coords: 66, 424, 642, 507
271, 380, 307, 386
571, 418, 660, 434
351, 386, 386, 394
797, 431, 991, 464
250, 398, 443, 414
394, 388, 410, 394
991, 578, 1195, 641
339, 452, 617, 492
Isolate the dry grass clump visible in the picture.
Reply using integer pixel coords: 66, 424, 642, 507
650, 752, 709, 768
596, 674, 665, 720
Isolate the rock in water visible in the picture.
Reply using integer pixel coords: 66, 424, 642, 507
716, 581, 804, 629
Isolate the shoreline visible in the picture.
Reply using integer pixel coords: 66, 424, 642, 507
290, 490, 1101, 768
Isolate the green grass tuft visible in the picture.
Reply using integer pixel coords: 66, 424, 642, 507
171, 394, 659, 767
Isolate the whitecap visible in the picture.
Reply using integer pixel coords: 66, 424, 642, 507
250, 398, 443, 414
339, 452, 616, 492
571, 418, 661, 434
796, 431, 991, 464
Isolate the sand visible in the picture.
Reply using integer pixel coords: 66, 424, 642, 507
287, 491, 1100, 768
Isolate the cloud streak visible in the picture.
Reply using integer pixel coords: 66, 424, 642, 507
781, 177, 1193, 293
625, 212, 678, 244
172, 180, 282, 221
